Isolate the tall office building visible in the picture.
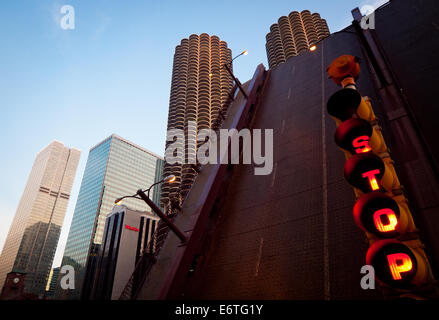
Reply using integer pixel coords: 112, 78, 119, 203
0, 141, 80, 297
160, 33, 234, 208
56, 134, 163, 299
265, 10, 330, 69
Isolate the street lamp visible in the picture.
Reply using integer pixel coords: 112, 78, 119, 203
115, 175, 176, 205
231, 50, 248, 63
209, 49, 249, 99
114, 175, 187, 243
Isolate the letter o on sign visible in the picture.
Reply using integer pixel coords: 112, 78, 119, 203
353, 192, 402, 238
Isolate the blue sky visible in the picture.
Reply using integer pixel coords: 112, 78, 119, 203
0, 0, 387, 268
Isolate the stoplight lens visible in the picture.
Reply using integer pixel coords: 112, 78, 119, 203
327, 88, 362, 121
334, 118, 373, 154
353, 192, 402, 238
344, 153, 385, 193
366, 240, 418, 288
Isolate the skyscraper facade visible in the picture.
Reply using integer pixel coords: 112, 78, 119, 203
0, 141, 80, 297
160, 33, 234, 208
56, 134, 163, 299
265, 10, 330, 69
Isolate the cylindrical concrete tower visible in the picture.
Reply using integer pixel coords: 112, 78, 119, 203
161, 34, 234, 208
265, 10, 330, 69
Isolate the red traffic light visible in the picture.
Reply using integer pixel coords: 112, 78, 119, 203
335, 118, 373, 154
366, 240, 427, 288
327, 88, 362, 121
344, 153, 386, 193
353, 192, 403, 238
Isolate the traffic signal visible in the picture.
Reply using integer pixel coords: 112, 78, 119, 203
326, 55, 435, 294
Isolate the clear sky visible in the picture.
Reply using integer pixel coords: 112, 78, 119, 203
0, 0, 388, 269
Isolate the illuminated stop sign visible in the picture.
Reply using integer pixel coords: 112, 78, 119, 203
326, 56, 433, 294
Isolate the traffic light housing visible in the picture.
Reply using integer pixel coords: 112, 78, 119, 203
326, 55, 435, 294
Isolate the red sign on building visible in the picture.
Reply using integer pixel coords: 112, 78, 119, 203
125, 224, 139, 232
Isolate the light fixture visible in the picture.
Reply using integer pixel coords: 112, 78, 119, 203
231, 49, 249, 63
115, 175, 175, 206
309, 44, 317, 52
112, 174, 188, 243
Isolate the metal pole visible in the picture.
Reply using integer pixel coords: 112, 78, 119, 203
136, 189, 187, 243
224, 63, 248, 99
320, 41, 331, 300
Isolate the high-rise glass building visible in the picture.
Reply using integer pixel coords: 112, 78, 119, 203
160, 33, 234, 208
56, 134, 164, 299
0, 141, 80, 297
265, 10, 330, 69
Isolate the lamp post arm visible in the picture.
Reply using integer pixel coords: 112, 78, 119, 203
136, 189, 187, 243
224, 63, 248, 99
144, 179, 163, 198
